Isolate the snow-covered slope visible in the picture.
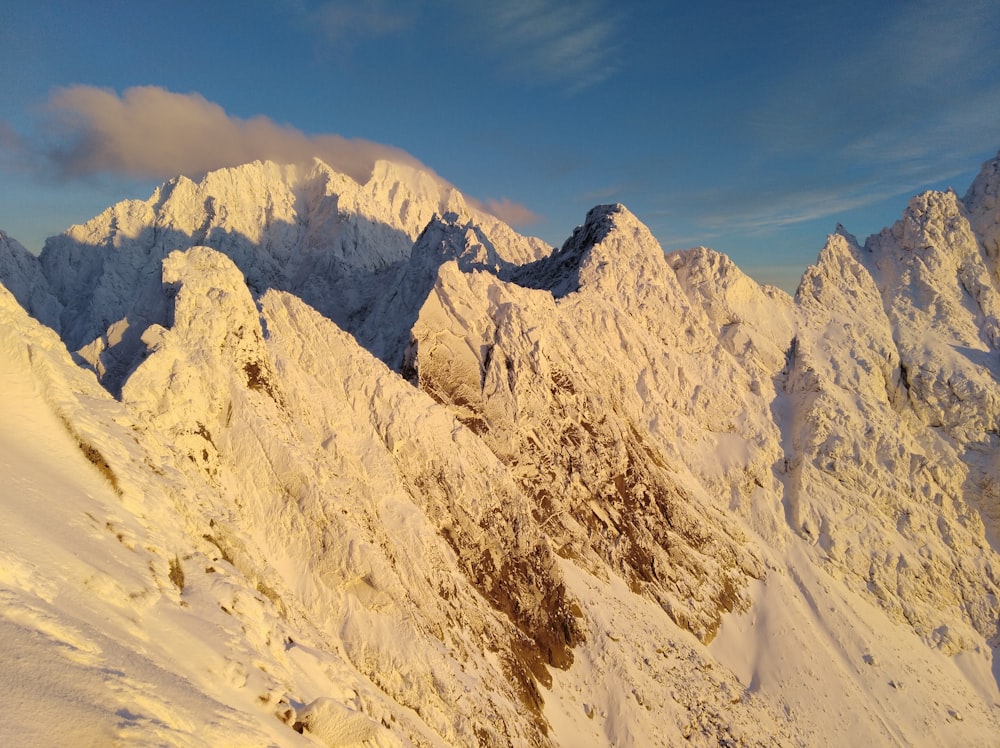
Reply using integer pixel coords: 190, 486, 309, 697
0, 280, 306, 746
2, 152, 1000, 746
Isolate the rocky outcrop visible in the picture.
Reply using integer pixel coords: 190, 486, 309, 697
409, 205, 768, 644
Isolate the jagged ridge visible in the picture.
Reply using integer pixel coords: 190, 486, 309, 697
1, 150, 1000, 746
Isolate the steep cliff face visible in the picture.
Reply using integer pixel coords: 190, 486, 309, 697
857, 186, 1000, 645
3, 152, 1000, 746
784, 227, 1000, 653
408, 205, 771, 644
965, 151, 1000, 265
0, 229, 60, 328
0, 238, 791, 747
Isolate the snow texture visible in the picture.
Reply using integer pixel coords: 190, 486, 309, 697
2, 151, 1000, 746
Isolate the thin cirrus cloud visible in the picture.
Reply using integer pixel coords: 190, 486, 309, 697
24, 85, 540, 227
298, 0, 621, 91
0, 121, 30, 172
307, 0, 413, 43
470, 0, 620, 90
698, 173, 950, 235
748, 1, 998, 183
702, 0, 1000, 238
654, 173, 910, 240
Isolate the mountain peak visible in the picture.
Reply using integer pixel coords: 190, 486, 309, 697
571, 202, 647, 256
796, 230, 877, 311
0, 229, 60, 329
869, 188, 970, 258
4, 151, 1000, 747
670, 245, 795, 362
122, 245, 281, 435
964, 149, 1000, 262
508, 202, 668, 299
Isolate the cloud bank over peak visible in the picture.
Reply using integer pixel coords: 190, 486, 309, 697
42, 85, 422, 184
10, 85, 539, 229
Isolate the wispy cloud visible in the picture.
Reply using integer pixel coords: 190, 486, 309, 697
481, 196, 541, 227
677, 173, 964, 237
0, 120, 31, 172
713, 0, 1000, 236
278, 0, 621, 90
658, 166, 959, 241
698, 185, 906, 233
752, 1, 998, 168
577, 184, 628, 204
464, 0, 621, 91
309, 0, 414, 42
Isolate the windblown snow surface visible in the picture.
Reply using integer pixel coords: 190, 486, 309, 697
1, 154, 999, 746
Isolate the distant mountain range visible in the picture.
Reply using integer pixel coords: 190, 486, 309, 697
1, 150, 998, 746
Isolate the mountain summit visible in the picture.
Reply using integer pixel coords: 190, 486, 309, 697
2, 153, 1000, 746
6, 159, 548, 391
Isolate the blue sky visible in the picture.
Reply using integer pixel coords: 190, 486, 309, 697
1, 0, 998, 291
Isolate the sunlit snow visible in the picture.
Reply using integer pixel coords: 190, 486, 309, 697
1, 152, 999, 746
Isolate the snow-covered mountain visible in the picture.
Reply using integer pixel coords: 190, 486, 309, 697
1, 153, 999, 746
11, 159, 548, 392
